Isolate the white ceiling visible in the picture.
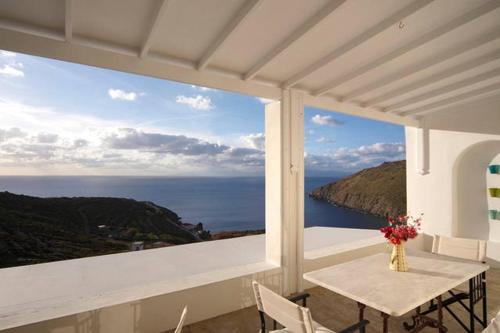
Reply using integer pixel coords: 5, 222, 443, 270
0, 0, 500, 127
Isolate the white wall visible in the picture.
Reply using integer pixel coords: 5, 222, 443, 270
406, 126, 500, 267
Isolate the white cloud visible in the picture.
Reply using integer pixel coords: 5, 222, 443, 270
256, 97, 276, 104
108, 89, 138, 101
0, 65, 24, 77
176, 95, 214, 110
311, 114, 344, 127
316, 137, 333, 144
191, 85, 216, 92
37, 133, 59, 144
0, 50, 16, 57
241, 133, 265, 150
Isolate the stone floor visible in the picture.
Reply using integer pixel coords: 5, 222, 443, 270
178, 267, 500, 332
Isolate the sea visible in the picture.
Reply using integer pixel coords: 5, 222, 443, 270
0, 176, 386, 232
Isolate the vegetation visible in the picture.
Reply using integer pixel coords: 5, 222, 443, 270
0, 192, 203, 268
310, 161, 406, 217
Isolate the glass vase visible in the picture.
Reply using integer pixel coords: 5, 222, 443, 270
389, 242, 408, 272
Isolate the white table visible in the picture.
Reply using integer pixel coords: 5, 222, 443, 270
304, 250, 489, 332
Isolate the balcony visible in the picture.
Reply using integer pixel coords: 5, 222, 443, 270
1, 0, 500, 332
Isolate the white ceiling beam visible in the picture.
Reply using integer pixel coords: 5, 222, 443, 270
197, 0, 262, 71
0, 26, 282, 100
140, 0, 172, 58
384, 67, 500, 113
0, 18, 64, 41
399, 81, 500, 117
281, 0, 434, 89
65, 0, 73, 42
303, 94, 420, 127
313, 0, 500, 97
243, 0, 346, 81
362, 47, 500, 106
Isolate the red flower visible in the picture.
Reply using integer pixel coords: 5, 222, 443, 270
381, 214, 422, 244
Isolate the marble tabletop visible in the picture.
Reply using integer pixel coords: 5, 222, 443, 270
303, 250, 489, 317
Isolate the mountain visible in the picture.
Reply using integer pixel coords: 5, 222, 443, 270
0, 192, 205, 268
309, 161, 406, 217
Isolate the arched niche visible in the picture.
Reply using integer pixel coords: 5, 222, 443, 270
452, 140, 500, 241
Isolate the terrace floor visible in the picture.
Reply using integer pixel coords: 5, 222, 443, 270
175, 267, 500, 333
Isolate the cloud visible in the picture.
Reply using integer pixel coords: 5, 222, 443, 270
175, 95, 214, 110
190, 85, 216, 92
256, 97, 276, 104
0, 65, 24, 77
311, 114, 344, 127
73, 139, 89, 148
316, 137, 333, 144
0, 128, 27, 142
241, 133, 265, 150
0, 50, 16, 57
104, 128, 229, 156
37, 133, 59, 144
305, 142, 405, 172
108, 89, 138, 101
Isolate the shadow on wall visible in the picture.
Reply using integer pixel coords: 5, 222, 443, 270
5, 269, 282, 333
452, 140, 500, 241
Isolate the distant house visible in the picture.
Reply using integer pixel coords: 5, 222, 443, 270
131, 242, 144, 251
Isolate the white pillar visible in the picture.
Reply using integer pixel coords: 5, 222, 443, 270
265, 89, 304, 295
415, 127, 429, 175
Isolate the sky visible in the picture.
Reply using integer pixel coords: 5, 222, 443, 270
0, 50, 405, 176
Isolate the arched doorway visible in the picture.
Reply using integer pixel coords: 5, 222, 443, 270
453, 140, 500, 242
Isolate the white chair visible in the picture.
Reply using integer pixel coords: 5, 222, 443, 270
174, 306, 188, 333
252, 281, 368, 333
483, 311, 500, 333
432, 235, 487, 262
430, 235, 488, 332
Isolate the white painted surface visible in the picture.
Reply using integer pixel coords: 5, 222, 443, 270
265, 93, 305, 294
0, 227, 382, 331
406, 105, 500, 266
0, 1, 499, 127
304, 250, 488, 316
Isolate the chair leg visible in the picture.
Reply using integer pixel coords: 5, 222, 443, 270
482, 271, 487, 328
469, 279, 475, 333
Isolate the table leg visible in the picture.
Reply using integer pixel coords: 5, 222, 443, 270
358, 302, 366, 320
357, 303, 366, 333
469, 278, 475, 333
381, 312, 389, 333
436, 295, 447, 333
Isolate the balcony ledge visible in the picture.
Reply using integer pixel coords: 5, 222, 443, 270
0, 226, 381, 330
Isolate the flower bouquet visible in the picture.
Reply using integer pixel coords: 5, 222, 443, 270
380, 214, 421, 272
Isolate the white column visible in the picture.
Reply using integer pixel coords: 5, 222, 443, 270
415, 127, 429, 175
265, 89, 304, 295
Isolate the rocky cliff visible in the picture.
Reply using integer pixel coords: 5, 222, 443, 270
309, 160, 406, 217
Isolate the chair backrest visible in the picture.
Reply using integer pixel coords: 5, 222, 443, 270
432, 235, 487, 262
482, 310, 500, 333
174, 306, 188, 333
252, 281, 314, 333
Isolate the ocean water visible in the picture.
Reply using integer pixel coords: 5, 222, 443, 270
0, 176, 385, 232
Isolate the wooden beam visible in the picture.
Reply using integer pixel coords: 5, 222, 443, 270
303, 94, 420, 127
140, 0, 172, 58
400, 81, 500, 117
197, 0, 262, 71
384, 67, 500, 113
281, 0, 434, 89
362, 48, 500, 106
313, 0, 500, 97
0, 18, 64, 41
65, 0, 73, 42
243, 0, 346, 81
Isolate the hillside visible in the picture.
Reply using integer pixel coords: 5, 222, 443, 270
0, 192, 204, 268
309, 160, 406, 217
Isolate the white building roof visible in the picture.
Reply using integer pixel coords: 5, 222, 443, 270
0, 0, 499, 126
